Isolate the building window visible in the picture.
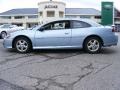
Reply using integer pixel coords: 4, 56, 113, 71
27, 23, 38, 28
14, 16, 25, 19
12, 23, 23, 27
0, 16, 11, 19
115, 18, 120, 22
47, 11, 55, 17
59, 11, 64, 18
80, 15, 91, 19
28, 15, 38, 18
39, 12, 43, 17
65, 15, 77, 18
94, 16, 101, 19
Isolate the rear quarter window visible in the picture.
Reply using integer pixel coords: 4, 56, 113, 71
71, 20, 91, 28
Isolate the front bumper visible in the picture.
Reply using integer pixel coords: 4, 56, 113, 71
3, 38, 13, 49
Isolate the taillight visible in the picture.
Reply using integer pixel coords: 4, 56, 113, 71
112, 25, 117, 32
112, 28, 116, 32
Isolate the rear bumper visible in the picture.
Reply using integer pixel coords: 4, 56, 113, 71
103, 34, 118, 47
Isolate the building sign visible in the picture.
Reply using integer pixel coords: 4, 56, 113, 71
101, 2, 114, 25
103, 4, 113, 10
45, 5, 58, 9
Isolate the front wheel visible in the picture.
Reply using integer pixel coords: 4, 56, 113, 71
14, 37, 32, 53
84, 37, 102, 54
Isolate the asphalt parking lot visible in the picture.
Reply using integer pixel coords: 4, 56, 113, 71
0, 33, 120, 90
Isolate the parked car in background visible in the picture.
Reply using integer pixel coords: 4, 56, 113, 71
0, 24, 24, 39
115, 24, 120, 32
3, 19, 118, 54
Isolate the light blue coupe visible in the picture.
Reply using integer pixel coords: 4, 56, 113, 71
3, 19, 118, 53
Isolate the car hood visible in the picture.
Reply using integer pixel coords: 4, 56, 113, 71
10, 29, 36, 38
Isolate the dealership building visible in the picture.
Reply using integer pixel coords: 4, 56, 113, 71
0, 0, 120, 29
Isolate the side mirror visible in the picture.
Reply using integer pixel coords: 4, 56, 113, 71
39, 27, 44, 31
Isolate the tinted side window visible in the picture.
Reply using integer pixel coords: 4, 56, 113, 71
43, 23, 52, 30
1, 25, 11, 28
42, 20, 70, 30
72, 21, 91, 28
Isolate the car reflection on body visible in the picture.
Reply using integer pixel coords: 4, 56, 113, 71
3, 19, 118, 54
0, 24, 24, 39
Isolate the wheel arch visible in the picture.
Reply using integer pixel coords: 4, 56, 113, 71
0, 31, 7, 38
83, 35, 104, 48
1, 31, 7, 34
0, 31, 7, 35
12, 35, 33, 48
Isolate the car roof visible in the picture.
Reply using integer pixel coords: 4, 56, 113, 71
41, 18, 101, 27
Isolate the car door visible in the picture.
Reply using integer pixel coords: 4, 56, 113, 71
71, 20, 91, 46
35, 20, 71, 47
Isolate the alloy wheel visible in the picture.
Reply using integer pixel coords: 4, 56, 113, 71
87, 39, 100, 52
16, 40, 28, 52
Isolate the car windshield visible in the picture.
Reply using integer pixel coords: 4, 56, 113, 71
90, 21, 102, 27
31, 25, 41, 30
30, 25, 37, 30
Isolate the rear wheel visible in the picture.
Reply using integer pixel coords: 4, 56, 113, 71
14, 37, 32, 53
1, 31, 7, 39
84, 37, 102, 54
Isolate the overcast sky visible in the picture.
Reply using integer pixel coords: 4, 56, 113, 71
0, 0, 120, 13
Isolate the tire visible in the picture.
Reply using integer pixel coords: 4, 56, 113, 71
1, 31, 7, 39
84, 37, 102, 54
14, 37, 32, 53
